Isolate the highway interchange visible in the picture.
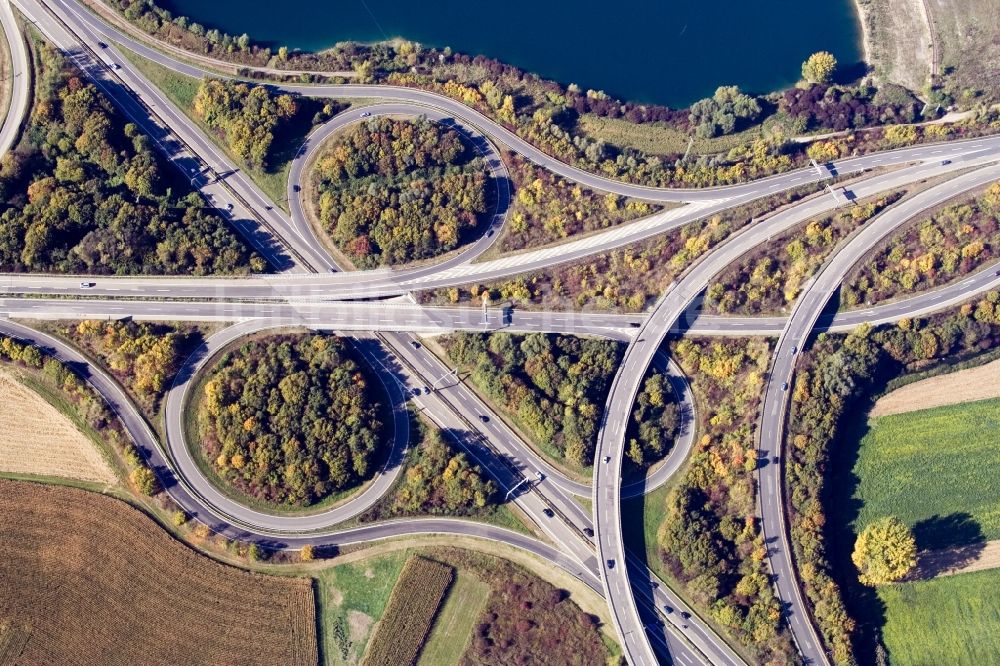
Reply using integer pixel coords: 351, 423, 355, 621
3, 0, 1000, 664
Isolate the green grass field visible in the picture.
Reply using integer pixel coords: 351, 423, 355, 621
578, 114, 767, 157
850, 397, 1000, 548
314, 551, 408, 666
416, 569, 490, 665
878, 567, 1000, 666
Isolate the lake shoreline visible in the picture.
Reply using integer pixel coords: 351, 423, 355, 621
850, 0, 873, 66
155, 0, 864, 108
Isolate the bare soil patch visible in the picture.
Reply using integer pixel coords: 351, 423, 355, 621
856, 0, 933, 91
929, 0, 1000, 101
870, 358, 1000, 416
0, 480, 317, 666
347, 610, 374, 644
0, 369, 116, 484
911, 539, 1000, 580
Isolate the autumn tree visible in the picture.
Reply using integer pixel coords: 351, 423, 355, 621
443, 333, 621, 466
0, 45, 260, 276
300, 544, 315, 561
802, 51, 838, 84
198, 334, 384, 506
852, 516, 917, 586
193, 79, 298, 168
688, 86, 762, 138
312, 117, 490, 267
372, 428, 496, 519
130, 465, 158, 496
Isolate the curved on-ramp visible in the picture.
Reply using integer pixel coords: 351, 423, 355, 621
162, 319, 414, 531
46, 0, 1000, 208
755, 162, 1000, 665
0, 0, 31, 155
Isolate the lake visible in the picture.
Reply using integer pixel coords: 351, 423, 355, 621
159, 0, 863, 108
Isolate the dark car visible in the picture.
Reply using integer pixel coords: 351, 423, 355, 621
293, 184, 301, 192
409, 340, 420, 349
781, 382, 789, 391
583, 527, 594, 538
606, 559, 615, 569
663, 605, 673, 614
542, 508, 554, 518
680, 611, 691, 620
479, 414, 490, 423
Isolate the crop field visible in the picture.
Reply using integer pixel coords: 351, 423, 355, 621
417, 570, 491, 665
850, 397, 1000, 548
0, 369, 116, 484
315, 550, 409, 665
878, 567, 1000, 665
871, 358, 1000, 416
362, 556, 454, 666
0, 480, 317, 665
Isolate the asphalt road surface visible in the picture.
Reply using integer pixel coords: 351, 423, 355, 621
754, 162, 1000, 665
6, 1, 1000, 664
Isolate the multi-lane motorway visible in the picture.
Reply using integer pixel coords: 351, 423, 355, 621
3, 0, 1000, 664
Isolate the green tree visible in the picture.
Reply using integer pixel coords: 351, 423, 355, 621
802, 51, 838, 84
852, 516, 917, 586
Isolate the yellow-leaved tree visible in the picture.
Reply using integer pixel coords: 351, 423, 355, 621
852, 516, 917, 586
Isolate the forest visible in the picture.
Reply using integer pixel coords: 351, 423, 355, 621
64, 320, 198, 414
193, 78, 298, 169
497, 151, 658, 253
422, 187, 815, 312
311, 117, 490, 267
197, 334, 384, 506
786, 293, 1000, 663
705, 193, 901, 315
625, 370, 680, 468
442, 333, 621, 468
845, 182, 1000, 307
107, 0, 1000, 203
659, 337, 797, 663
363, 427, 496, 521
0, 43, 260, 275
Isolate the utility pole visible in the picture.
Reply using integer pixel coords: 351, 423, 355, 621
504, 476, 529, 500
430, 366, 458, 390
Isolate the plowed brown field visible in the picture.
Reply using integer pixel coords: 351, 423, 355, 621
0, 369, 116, 484
0, 480, 318, 666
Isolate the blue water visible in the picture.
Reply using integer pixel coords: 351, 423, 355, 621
160, 0, 863, 108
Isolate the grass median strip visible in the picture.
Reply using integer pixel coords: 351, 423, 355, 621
361, 555, 454, 666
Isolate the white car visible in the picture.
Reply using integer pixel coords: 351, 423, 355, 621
80, 282, 95, 289
360, 111, 372, 118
